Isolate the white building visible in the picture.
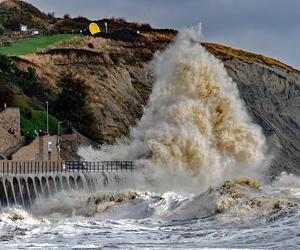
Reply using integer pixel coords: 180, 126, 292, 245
20, 24, 28, 32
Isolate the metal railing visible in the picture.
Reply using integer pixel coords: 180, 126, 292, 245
0, 161, 134, 175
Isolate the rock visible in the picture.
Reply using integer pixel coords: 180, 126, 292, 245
59, 129, 94, 161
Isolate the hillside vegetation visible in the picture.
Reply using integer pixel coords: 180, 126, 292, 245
202, 42, 298, 73
0, 0, 50, 31
0, 54, 59, 137
0, 34, 78, 55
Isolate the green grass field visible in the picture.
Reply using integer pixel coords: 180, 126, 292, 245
13, 95, 59, 136
0, 34, 77, 56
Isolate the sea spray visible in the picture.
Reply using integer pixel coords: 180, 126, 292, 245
80, 25, 268, 190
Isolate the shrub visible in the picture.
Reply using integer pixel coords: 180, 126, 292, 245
53, 72, 103, 143
7, 17, 20, 31
63, 13, 71, 19
0, 55, 18, 75
47, 12, 55, 18
0, 55, 46, 99
0, 23, 5, 35
0, 82, 15, 109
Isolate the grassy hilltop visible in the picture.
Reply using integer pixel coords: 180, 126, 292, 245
0, 34, 77, 55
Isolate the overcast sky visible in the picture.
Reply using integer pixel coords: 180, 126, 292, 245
24, 0, 300, 69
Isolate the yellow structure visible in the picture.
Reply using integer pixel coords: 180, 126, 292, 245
89, 22, 101, 35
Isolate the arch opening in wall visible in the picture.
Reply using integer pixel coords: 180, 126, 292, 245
27, 177, 36, 201
48, 176, 55, 194
20, 178, 30, 206
62, 176, 69, 191
55, 176, 62, 192
0, 179, 8, 206
41, 177, 49, 197
5, 179, 15, 204
86, 176, 92, 191
34, 177, 42, 197
13, 177, 22, 205
76, 176, 84, 190
69, 176, 76, 190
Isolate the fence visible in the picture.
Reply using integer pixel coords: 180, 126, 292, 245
0, 161, 134, 174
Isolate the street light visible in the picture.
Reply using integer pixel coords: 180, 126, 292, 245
57, 121, 62, 136
57, 121, 62, 160
45, 101, 49, 135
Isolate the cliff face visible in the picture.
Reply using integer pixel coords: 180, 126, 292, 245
233, 63, 300, 175
14, 33, 300, 175
204, 43, 300, 175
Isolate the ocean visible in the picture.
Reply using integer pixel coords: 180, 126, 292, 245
0, 172, 299, 249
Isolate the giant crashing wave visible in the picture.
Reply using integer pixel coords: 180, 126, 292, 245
79, 24, 270, 191
66, 25, 300, 221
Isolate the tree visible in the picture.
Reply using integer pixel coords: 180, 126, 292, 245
53, 72, 103, 142
8, 17, 20, 31
63, 13, 70, 19
0, 82, 15, 110
0, 24, 5, 35
47, 12, 55, 18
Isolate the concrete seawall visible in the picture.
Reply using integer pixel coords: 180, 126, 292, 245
0, 160, 134, 207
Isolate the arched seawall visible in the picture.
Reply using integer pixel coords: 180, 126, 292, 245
0, 173, 91, 207
0, 160, 135, 208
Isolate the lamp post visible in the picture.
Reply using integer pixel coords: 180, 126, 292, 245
105, 22, 108, 34
46, 101, 49, 135
57, 121, 62, 136
57, 121, 62, 160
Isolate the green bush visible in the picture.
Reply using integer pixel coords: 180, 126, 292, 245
0, 81, 15, 108
0, 55, 47, 99
0, 24, 5, 35
53, 72, 103, 142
